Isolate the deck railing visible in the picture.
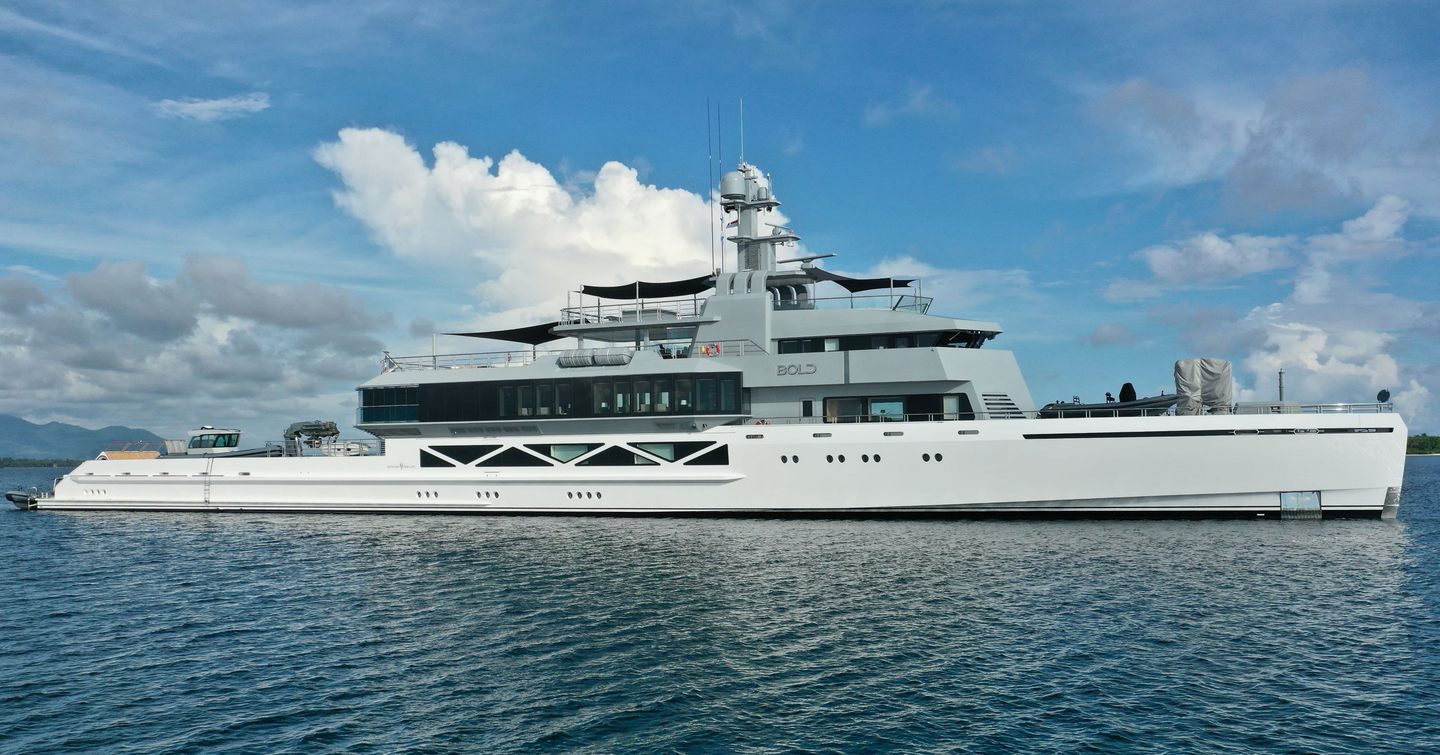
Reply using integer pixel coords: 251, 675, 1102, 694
773, 293, 933, 313
382, 339, 767, 372
751, 403, 1396, 425
560, 295, 706, 326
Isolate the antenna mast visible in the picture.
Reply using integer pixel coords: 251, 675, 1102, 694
739, 97, 745, 164
707, 99, 715, 275
717, 106, 724, 273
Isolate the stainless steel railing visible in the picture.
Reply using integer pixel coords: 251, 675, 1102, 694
749, 403, 1396, 425
383, 339, 768, 371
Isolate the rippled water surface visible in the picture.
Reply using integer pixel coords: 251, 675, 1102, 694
4, 459, 1440, 753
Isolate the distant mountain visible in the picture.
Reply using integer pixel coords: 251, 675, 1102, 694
0, 414, 163, 459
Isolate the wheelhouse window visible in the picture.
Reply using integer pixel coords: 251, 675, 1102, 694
823, 393, 975, 423
776, 330, 993, 354
361, 372, 743, 423
358, 385, 419, 423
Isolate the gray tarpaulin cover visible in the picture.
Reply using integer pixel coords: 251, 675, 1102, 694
1174, 358, 1233, 415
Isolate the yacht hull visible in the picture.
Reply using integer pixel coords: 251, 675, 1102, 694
39, 413, 1407, 519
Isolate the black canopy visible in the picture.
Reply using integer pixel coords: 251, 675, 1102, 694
581, 274, 715, 300
449, 321, 563, 345
808, 268, 915, 293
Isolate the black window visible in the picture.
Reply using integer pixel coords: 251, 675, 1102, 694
697, 379, 717, 412
632, 441, 714, 461
577, 446, 659, 466
615, 382, 630, 414
478, 447, 553, 467
527, 443, 599, 462
684, 445, 729, 466
431, 444, 499, 465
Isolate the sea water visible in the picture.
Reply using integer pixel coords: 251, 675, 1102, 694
2, 459, 1438, 753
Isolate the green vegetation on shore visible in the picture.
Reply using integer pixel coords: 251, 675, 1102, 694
1409, 435, 1440, 455
0, 457, 83, 468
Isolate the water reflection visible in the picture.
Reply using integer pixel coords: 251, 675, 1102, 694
2, 461, 1437, 752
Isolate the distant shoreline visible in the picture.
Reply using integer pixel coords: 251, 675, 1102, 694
0, 459, 83, 468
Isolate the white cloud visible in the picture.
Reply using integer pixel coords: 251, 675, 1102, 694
0, 256, 391, 439
1106, 194, 1413, 302
1106, 230, 1295, 302
1130, 197, 1436, 429
1233, 307, 1430, 420
1089, 69, 1440, 216
154, 92, 270, 122
314, 127, 725, 325
1088, 78, 1254, 186
863, 83, 961, 128
1293, 194, 1410, 303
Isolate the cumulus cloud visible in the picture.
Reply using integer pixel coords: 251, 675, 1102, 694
154, 92, 270, 122
0, 256, 390, 437
1106, 230, 1295, 302
1106, 194, 1412, 302
1131, 198, 1436, 428
314, 127, 723, 325
1089, 78, 1252, 186
863, 83, 961, 128
1293, 194, 1410, 303
1089, 69, 1440, 216
1233, 306, 1430, 420
68, 260, 199, 341
1141, 232, 1293, 285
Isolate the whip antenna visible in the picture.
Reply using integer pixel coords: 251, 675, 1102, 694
707, 99, 715, 274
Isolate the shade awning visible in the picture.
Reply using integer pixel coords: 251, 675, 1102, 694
449, 321, 563, 345
808, 268, 915, 293
581, 274, 715, 300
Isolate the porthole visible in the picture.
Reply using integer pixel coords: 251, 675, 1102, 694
416, 491, 423, 498
826, 454, 834, 463
596, 492, 603, 500
923, 453, 931, 462
494, 492, 500, 500
586, 492, 593, 499
791, 455, 799, 463
935, 453, 944, 462
838, 454, 846, 463
862, 454, 870, 463
781, 456, 789, 463
874, 454, 881, 462
568, 492, 574, 499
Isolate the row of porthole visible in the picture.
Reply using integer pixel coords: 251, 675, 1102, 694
779, 455, 800, 463
922, 453, 945, 462
826, 454, 883, 463
475, 491, 500, 500
417, 490, 440, 498
567, 491, 602, 500
84, 488, 107, 495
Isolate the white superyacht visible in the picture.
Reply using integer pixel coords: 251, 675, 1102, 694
11, 162, 1408, 518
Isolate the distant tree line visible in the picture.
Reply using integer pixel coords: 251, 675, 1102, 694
1410, 435, 1440, 455
0, 457, 83, 468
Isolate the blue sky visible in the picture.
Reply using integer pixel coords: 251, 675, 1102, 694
1, 1, 1437, 439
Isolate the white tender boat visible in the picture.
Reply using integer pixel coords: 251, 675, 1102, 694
26, 162, 1407, 518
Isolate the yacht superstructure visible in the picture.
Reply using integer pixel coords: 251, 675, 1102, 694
17, 162, 1407, 518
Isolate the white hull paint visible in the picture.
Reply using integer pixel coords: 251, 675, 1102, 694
41, 412, 1406, 518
